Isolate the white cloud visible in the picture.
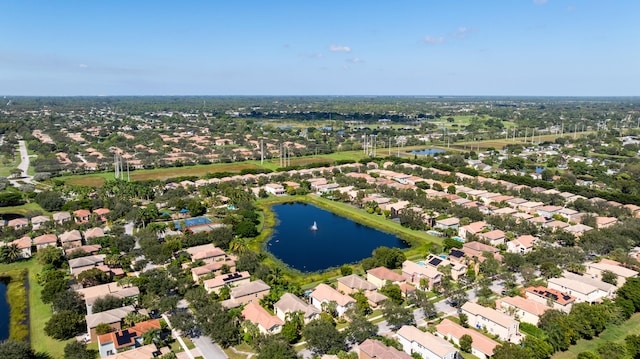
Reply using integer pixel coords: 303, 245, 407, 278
423, 36, 446, 45
79, 64, 88, 69
567, 5, 576, 11
533, 0, 548, 4
348, 57, 364, 63
454, 27, 469, 39
329, 45, 351, 53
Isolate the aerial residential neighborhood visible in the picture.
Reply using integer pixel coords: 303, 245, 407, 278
1, 95, 640, 359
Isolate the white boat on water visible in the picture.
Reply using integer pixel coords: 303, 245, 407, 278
310, 221, 318, 231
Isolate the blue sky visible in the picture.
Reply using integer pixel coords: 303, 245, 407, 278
1, 0, 638, 96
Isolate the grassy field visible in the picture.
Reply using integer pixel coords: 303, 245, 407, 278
0, 269, 28, 341
0, 259, 70, 358
0, 202, 47, 216
0, 150, 20, 177
552, 313, 640, 359
62, 162, 264, 186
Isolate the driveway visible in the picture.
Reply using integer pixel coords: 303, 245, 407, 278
191, 336, 228, 359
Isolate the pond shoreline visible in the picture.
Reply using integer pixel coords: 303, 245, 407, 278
253, 195, 440, 285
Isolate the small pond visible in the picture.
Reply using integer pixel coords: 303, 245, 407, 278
267, 202, 409, 272
410, 148, 445, 156
0, 282, 9, 341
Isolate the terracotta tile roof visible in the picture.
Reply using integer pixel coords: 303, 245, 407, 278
359, 339, 413, 359
498, 296, 550, 316
525, 286, 576, 305
337, 274, 377, 291
98, 319, 161, 349
436, 319, 498, 356
241, 302, 283, 331
367, 266, 405, 283
310, 283, 355, 307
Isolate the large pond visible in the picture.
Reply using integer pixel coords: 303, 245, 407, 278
0, 282, 9, 341
410, 148, 445, 155
267, 202, 409, 272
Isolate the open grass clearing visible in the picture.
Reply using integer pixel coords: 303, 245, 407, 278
0, 259, 70, 358
552, 313, 640, 359
0, 202, 47, 217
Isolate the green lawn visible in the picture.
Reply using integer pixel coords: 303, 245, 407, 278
552, 313, 640, 359
0, 259, 71, 358
0, 202, 47, 216
0, 150, 20, 177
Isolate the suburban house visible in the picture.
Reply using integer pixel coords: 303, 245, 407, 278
74, 209, 91, 223
565, 224, 593, 237
557, 208, 580, 222
1, 236, 32, 259
397, 325, 458, 359
423, 254, 467, 281
366, 266, 405, 288
274, 293, 321, 324
94, 208, 110, 222
460, 302, 521, 343
97, 319, 161, 357
525, 286, 575, 313
506, 235, 538, 254
241, 302, 284, 334
457, 221, 486, 241
359, 338, 412, 359
66, 244, 102, 257
337, 274, 377, 295
562, 271, 616, 298
495, 296, 550, 325
34, 234, 58, 250
264, 183, 286, 196
309, 283, 355, 317
190, 259, 236, 282
585, 260, 638, 288
30, 215, 51, 230
434, 217, 460, 230
69, 254, 107, 276
203, 271, 251, 294
595, 216, 618, 229
461, 242, 502, 262
185, 244, 227, 264
85, 305, 136, 342
518, 201, 544, 214
401, 260, 442, 290
60, 229, 83, 249
478, 229, 506, 246
84, 227, 106, 240
6, 218, 28, 230
435, 319, 499, 359
547, 277, 609, 303
225, 280, 271, 307
76, 282, 140, 315
535, 205, 563, 218
51, 212, 71, 224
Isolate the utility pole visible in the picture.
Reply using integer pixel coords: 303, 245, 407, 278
260, 139, 264, 165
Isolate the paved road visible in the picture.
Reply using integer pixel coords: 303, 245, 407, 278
17, 140, 31, 178
192, 336, 228, 359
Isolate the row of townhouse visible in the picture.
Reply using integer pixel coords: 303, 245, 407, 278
0, 227, 108, 259
1, 208, 111, 231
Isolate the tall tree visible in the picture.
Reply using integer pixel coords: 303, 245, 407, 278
302, 319, 345, 355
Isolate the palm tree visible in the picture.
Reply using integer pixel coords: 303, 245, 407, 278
4, 243, 21, 262
229, 237, 249, 254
